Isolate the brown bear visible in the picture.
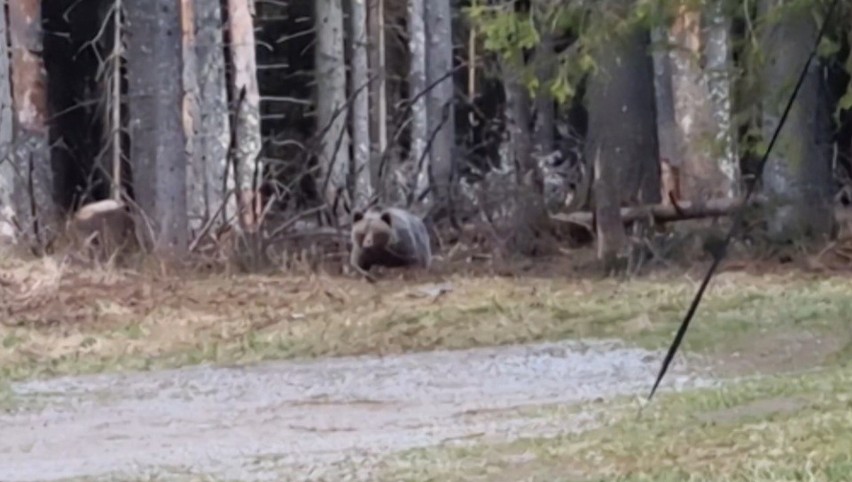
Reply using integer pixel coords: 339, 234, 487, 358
349, 205, 431, 273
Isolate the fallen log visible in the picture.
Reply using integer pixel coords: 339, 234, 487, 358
550, 196, 765, 228
551, 195, 852, 230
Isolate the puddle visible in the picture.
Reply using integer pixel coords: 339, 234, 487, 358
0, 339, 713, 481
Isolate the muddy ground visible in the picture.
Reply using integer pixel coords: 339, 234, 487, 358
0, 339, 712, 482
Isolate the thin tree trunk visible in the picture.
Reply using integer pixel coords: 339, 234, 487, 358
759, 0, 833, 241
586, 21, 661, 268
407, 0, 429, 201
316, 0, 352, 215
350, 0, 372, 208
126, 0, 189, 255
0, 0, 15, 227
368, 0, 387, 188
425, 0, 456, 209
182, 0, 202, 230
533, 26, 555, 160
651, 26, 683, 205
703, 0, 738, 197
227, 0, 262, 227
8, 0, 58, 248
191, 0, 231, 229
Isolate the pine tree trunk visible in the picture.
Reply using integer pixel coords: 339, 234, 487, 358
0, 1, 14, 229
181, 0, 201, 230
367, 0, 387, 188
703, 0, 738, 197
126, 0, 189, 255
227, 0, 262, 228
651, 26, 683, 204
8, 0, 58, 249
192, 0, 231, 228
350, 0, 372, 208
407, 0, 430, 201
759, 0, 834, 241
586, 21, 661, 269
316, 0, 352, 217
533, 27, 555, 160
424, 0, 456, 210
668, 4, 735, 201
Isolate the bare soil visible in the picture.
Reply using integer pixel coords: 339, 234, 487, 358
0, 340, 710, 482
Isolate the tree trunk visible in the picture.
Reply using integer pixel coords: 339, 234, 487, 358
227, 0, 262, 223
407, 0, 430, 202
703, 0, 738, 197
350, 0, 372, 209
367, 0, 387, 188
8, 0, 58, 249
126, 0, 189, 255
0, 1, 15, 231
651, 26, 683, 205
192, 0, 231, 228
759, 0, 833, 241
316, 0, 352, 217
585, 21, 661, 268
424, 0, 456, 210
181, 0, 201, 230
533, 26, 555, 160
668, 4, 736, 201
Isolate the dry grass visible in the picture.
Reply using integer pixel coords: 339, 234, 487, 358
0, 248, 850, 381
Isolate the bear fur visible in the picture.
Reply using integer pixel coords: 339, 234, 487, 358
350, 205, 431, 272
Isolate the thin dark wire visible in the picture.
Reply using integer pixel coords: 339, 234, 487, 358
645, 0, 841, 404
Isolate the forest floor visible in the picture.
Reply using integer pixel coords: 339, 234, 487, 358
1, 247, 851, 481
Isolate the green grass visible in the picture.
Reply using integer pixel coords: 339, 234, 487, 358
371, 361, 852, 481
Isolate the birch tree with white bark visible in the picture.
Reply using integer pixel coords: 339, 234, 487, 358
407, 0, 430, 202
227, 0, 263, 230
350, 0, 372, 208
186, 0, 231, 230
316, 0, 352, 217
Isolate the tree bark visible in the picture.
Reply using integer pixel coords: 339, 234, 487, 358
651, 26, 683, 205
585, 20, 661, 268
8, 0, 59, 248
668, 4, 736, 201
424, 0, 456, 209
350, 0, 372, 208
227, 0, 262, 223
0, 1, 15, 227
191, 0, 231, 229
316, 0, 352, 216
533, 24, 555, 160
703, 1, 738, 197
367, 0, 387, 188
126, 0, 189, 255
407, 0, 430, 201
759, 0, 834, 241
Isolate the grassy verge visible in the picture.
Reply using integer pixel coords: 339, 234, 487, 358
1, 253, 850, 380
372, 360, 852, 482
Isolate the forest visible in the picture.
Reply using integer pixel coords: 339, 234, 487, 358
2, 1, 852, 481
0, 0, 850, 272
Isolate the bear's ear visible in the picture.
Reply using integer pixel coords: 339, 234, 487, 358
380, 211, 392, 227
353, 210, 364, 223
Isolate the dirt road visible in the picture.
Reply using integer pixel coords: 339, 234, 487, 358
0, 340, 711, 481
